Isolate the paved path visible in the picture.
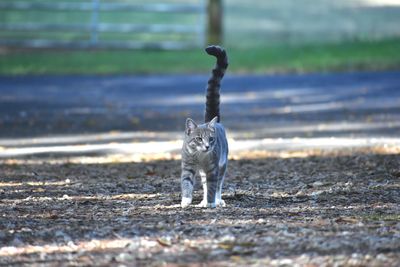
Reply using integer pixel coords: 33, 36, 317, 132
1, 71, 399, 139
0, 71, 400, 160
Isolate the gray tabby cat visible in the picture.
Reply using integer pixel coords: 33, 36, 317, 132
181, 45, 229, 208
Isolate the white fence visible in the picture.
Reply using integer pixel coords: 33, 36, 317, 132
0, 0, 206, 49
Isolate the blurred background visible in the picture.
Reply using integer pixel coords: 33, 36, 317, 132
226, 0, 400, 47
1, 0, 400, 74
2, 3, 400, 265
0, 0, 400, 160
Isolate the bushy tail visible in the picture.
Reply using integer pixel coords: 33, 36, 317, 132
204, 45, 228, 123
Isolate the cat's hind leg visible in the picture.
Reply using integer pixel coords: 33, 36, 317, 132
205, 168, 219, 208
216, 163, 227, 207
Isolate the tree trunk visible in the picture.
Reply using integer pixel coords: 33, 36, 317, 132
207, 0, 223, 45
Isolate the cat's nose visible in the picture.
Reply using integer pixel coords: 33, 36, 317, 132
205, 145, 210, 149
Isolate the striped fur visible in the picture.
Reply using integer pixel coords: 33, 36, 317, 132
181, 46, 229, 208
204, 45, 228, 123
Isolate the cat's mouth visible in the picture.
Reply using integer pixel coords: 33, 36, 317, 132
198, 146, 210, 152
203, 146, 213, 152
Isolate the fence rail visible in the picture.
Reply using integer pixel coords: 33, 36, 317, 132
0, 23, 201, 34
0, 2, 203, 13
0, 0, 206, 49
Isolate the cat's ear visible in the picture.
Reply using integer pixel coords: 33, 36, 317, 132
208, 116, 218, 131
186, 118, 197, 135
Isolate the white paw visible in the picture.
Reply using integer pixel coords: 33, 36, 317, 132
196, 200, 216, 208
216, 199, 226, 207
181, 197, 192, 208
196, 199, 207, 208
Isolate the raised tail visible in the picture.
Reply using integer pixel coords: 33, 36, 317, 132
204, 45, 228, 123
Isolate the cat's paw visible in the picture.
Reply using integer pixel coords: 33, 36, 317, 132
181, 197, 192, 208
195, 199, 207, 208
216, 199, 226, 207
196, 200, 216, 208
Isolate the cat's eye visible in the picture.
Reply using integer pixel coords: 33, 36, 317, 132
195, 137, 202, 142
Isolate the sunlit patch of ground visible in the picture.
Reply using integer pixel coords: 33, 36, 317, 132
1, 130, 400, 165
0, 131, 399, 266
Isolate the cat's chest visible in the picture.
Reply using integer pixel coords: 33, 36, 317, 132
192, 151, 217, 167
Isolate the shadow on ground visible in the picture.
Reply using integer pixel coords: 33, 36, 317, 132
1, 151, 399, 266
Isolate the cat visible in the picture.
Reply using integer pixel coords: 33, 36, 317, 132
181, 45, 229, 208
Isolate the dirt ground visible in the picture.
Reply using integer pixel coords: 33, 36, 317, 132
0, 148, 399, 266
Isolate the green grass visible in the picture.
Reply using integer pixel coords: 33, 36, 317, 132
1, 38, 400, 75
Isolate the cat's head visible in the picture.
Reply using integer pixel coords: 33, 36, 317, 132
185, 116, 218, 153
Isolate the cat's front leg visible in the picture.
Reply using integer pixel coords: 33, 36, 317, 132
181, 168, 195, 208
195, 170, 208, 208
196, 169, 218, 208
